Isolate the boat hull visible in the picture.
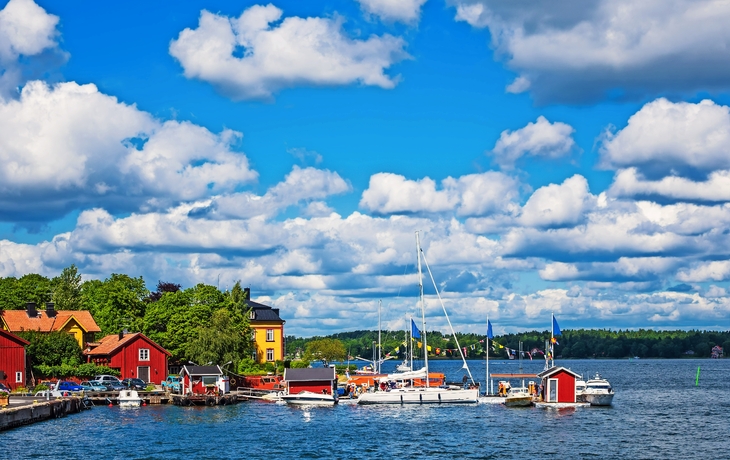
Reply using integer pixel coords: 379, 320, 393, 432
585, 393, 614, 406
504, 396, 533, 407
281, 391, 338, 406
357, 388, 478, 405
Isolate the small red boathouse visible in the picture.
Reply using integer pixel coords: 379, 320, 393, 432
537, 366, 582, 403
283, 367, 336, 395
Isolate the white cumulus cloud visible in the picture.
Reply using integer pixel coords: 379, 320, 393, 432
169, 4, 409, 100
360, 171, 519, 216
491, 116, 575, 169
357, 0, 428, 23
452, 0, 730, 103
0, 80, 257, 222
520, 175, 595, 228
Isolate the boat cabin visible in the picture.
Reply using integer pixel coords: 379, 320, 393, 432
180, 365, 224, 395
537, 366, 582, 403
284, 367, 336, 395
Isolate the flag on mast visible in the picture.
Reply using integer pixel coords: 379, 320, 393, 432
552, 315, 562, 337
487, 320, 494, 340
411, 319, 422, 339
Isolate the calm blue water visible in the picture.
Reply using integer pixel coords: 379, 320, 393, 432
3, 359, 728, 459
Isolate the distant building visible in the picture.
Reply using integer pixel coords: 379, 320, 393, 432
0, 329, 29, 391
1, 302, 100, 349
283, 367, 336, 396
84, 332, 170, 384
711, 345, 723, 359
180, 365, 223, 395
246, 288, 285, 364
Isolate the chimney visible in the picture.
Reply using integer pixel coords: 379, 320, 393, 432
45, 302, 56, 318
119, 331, 124, 341
244, 287, 250, 299
26, 302, 37, 318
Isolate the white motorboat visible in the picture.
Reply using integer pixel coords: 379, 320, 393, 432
118, 389, 142, 408
575, 379, 587, 402
281, 391, 338, 406
504, 386, 533, 407
396, 360, 412, 372
357, 232, 479, 406
583, 373, 614, 406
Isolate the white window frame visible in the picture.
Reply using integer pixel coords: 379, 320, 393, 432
266, 329, 274, 342
266, 348, 275, 362
16, 371, 22, 383
251, 330, 257, 340
139, 348, 150, 361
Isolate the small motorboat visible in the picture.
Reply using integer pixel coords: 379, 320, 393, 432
281, 391, 338, 406
118, 389, 143, 408
583, 373, 614, 406
504, 386, 533, 407
575, 379, 587, 402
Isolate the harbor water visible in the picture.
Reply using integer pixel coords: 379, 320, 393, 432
3, 358, 727, 459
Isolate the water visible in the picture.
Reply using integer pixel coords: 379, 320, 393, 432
3, 359, 727, 459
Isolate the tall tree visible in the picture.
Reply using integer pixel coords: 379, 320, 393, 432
82, 274, 148, 335
52, 265, 83, 310
147, 281, 182, 303
303, 338, 347, 364
187, 308, 252, 369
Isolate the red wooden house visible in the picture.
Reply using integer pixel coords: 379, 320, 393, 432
84, 332, 170, 384
180, 365, 223, 395
283, 367, 337, 395
0, 329, 29, 391
537, 366, 582, 403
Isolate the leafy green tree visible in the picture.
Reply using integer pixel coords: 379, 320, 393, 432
81, 274, 148, 335
303, 338, 346, 364
187, 308, 252, 369
19, 331, 83, 367
51, 265, 83, 310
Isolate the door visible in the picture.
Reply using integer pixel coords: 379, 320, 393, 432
548, 378, 558, 402
138, 366, 150, 382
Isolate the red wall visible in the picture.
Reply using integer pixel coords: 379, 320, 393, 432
0, 334, 26, 390
555, 370, 576, 403
108, 336, 168, 384
289, 380, 332, 395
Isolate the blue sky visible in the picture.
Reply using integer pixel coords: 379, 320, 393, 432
2, 0, 730, 337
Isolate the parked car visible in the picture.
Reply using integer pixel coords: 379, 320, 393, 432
121, 378, 147, 390
91, 375, 125, 391
162, 375, 182, 393
0, 382, 9, 393
80, 380, 107, 392
57, 381, 83, 392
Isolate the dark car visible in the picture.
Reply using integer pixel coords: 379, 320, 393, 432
0, 382, 9, 393
57, 381, 83, 392
121, 378, 147, 390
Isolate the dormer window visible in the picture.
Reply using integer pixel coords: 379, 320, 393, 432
249, 310, 255, 320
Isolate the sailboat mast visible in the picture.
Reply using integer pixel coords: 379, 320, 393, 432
416, 231, 428, 387
550, 312, 554, 368
378, 300, 382, 374
486, 315, 489, 396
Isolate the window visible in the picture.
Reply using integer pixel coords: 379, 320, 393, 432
16, 371, 22, 383
139, 348, 150, 361
251, 330, 257, 340
266, 329, 274, 342
252, 349, 257, 361
249, 310, 255, 320
266, 348, 275, 362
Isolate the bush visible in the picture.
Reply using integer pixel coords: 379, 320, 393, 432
290, 360, 310, 369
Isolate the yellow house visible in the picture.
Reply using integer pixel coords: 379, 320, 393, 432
1, 302, 101, 349
245, 289, 286, 364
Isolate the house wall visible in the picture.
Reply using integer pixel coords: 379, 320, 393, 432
59, 320, 87, 349
555, 370, 576, 403
108, 337, 168, 384
0, 335, 25, 390
288, 380, 333, 395
252, 321, 285, 364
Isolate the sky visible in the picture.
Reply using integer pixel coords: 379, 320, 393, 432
1, 0, 730, 337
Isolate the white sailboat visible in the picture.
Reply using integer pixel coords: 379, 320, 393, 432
358, 232, 479, 405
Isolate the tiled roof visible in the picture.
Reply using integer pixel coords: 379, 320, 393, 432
2, 309, 101, 333
85, 332, 170, 356
249, 299, 284, 323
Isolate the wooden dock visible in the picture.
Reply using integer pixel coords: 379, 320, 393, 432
0, 397, 88, 431
84, 390, 171, 405
170, 393, 239, 406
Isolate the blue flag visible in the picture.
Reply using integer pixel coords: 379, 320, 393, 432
553, 316, 562, 337
411, 319, 421, 339
487, 320, 494, 340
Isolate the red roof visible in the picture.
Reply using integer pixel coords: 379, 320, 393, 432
2, 310, 101, 333
0, 328, 30, 346
84, 332, 171, 357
